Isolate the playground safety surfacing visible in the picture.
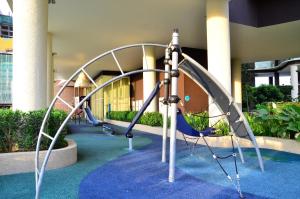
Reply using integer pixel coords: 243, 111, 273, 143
1, 127, 300, 199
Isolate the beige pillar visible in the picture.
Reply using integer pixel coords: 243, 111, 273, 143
47, 33, 54, 106
206, 0, 231, 122
143, 46, 157, 112
232, 59, 242, 110
12, 0, 48, 111
290, 65, 299, 101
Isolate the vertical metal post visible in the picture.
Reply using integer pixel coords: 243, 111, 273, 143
232, 134, 245, 163
162, 48, 171, 163
128, 138, 133, 151
168, 29, 179, 182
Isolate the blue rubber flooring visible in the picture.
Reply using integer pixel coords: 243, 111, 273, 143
1, 123, 300, 199
79, 134, 267, 199
0, 133, 151, 199
177, 146, 300, 199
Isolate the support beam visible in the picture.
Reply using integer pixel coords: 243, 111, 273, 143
290, 65, 298, 101
269, 76, 273, 85
143, 46, 157, 112
231, 59, 242, 110
206, 0, 231, 123
47, 33, 54, 106
274, 72, 280, 86
12, 0, 48, 111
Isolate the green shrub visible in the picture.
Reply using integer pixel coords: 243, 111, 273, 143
140, 112, 163, 126
0, 109, 23, 152
242, 84, 256, 111
254, 104, 283, 137
297, 135, 300, 142
107, 111, 130, 121
0, 109, 68, 153
243, 85, 285, 111
277, 86, 292, 101
244, 112, 264, 136
107, 111, 164, 126
107, 110, 231, 135
246, 103, 300, 139
214, 120, 230, 136
19, 110, 46, 151
255, 85, 284, 104
126, 111, 138, 122
184, 111, 209, 131
276, 104, 300, 139
47, 110, 68, 149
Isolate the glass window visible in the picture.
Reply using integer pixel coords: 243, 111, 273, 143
0, 53, 13, 104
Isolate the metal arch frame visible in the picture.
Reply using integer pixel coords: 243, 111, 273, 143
179, 53, 264, 172
35, 37, 265, 198
35, 44, 168, 199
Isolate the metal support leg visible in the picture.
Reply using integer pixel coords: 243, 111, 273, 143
168, 29, 179, 183
162, 48, 171, 163
128, 138, 133, 151
233, 136, 245, 164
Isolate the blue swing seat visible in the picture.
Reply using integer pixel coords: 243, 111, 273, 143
176, 109, 215, 137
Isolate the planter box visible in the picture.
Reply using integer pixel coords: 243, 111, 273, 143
106, 119, 300, 154
0, 139, 77, 176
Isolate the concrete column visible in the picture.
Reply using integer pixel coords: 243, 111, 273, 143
269, 76, 273, 85
143, 46, 157, 112
12, 0, 48, 111
274, 72, 280, 86
231, 59, 242, 110
290, 65, 298, 101
47, 33, 54, 106
206, 0, 231, 122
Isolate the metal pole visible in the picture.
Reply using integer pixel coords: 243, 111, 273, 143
233, 135, 245, 163
168, 29, 179, 182
128, 138, 133, 151
162, 48, 171, 163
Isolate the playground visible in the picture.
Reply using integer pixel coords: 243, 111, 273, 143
29, 31, 260, 197
1, 1, 300, 198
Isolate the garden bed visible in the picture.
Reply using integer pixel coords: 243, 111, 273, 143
106, 119, 300, 154
0, 139, 77, 176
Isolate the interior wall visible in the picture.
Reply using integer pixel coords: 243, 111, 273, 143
88, 75, 130, 119
130, 47, 209, 113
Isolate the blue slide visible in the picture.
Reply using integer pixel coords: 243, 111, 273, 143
84, 106, 104, 126
125, 81, 161, 138
176, 109, 215, 137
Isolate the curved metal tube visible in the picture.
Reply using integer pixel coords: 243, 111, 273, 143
35, 43, 167, 198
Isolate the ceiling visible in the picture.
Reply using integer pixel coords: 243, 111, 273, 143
48, 0, 300, 80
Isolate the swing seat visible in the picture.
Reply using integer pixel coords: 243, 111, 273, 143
176, 109, 215, 137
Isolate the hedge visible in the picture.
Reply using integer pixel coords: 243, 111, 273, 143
106, 110, 230, 135
107, 111, 162, 126
0, 109, 68, 153
242, 84, 289, 111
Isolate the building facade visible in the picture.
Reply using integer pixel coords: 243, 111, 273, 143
0, 14, 12, 107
